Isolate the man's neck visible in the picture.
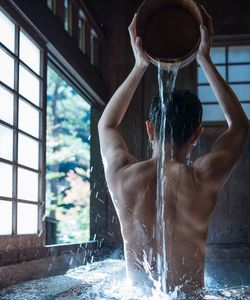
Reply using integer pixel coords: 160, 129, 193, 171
152, 142, 190, 164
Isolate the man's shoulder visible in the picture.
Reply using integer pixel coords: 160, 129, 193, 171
115, 159, 156, 190
106, 157, 154, 190
192, 153, 226, 191
105, 150, 137, 175
118, 159, 155, 180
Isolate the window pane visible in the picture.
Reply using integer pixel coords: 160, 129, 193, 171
78, 16, 86, 53
242, 103, 250, 119
228, 65, 250, 82
64, 0, 71, 32
231, 84, 250, 101
0, 163, 12, 197
202, 104, 225, 122
198, 86, 216, 103
18, 133, 39, 170
47, 0, 55, 12
0, 10, 15, 52
46, 66, 90, 245
0, 48, 14, 88
0, 86, 14, 124
20, 31, 40, 75
19, 65, 40, 106
197, 68, 206, 84
0, 200, 12, 235
0, 124, 13, 161
229, 46, 250, 63
17, 203, 38, 234
198, 66, 226, 84
19, 99, 40, 138
18, 168, 38, 202
211, 47, 226, 64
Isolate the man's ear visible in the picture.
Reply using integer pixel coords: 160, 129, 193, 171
146, 120, 155, 141
191, 126, 203, 146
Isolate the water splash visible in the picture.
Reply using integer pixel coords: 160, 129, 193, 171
1, 260, 249, 299
155, 61, 179, 294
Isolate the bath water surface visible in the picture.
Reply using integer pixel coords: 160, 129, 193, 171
0, 259, 249, 299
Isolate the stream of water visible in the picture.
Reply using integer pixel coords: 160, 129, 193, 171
155, 62, 180, 295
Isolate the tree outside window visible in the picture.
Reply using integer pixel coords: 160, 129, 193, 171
46, 65, 90, 244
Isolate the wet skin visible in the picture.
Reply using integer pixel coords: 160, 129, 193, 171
101, 126, 248, 296
104, 153, 219, 295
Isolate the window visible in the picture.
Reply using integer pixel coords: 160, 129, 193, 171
46, 65, 91, 245
46, 0, 100, 68
197, 45, 250, 122
0, 9, 45, 235
64, 0, 72, 34
47, 0, 56, 14
90, 29, 99, 67
78, 10, 86, 53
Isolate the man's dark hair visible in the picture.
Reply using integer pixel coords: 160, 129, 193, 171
148, 89, 203, 145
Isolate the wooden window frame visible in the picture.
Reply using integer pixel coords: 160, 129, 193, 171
90, 29, 98, 68
64, 0, 72, 35
0, 0, 101, 249
47, 0, 102, 69
0, 5, 104, 287
46, 0, 56, 14
196, 36, 250, 127
0, 0, 105, 258
0, 4, 47, 249
78, 9, 86, 54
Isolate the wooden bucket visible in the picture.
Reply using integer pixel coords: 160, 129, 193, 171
136, 0, 203, 69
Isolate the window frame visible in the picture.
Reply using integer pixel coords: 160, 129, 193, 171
46, 0, 103, 72
90, 29, 99, 68
0, 5, 47, 247
64, 0, 72, 34
47, 0, 56, 14
0, 4, 105, 286
78, 9, 86, 54
196, 36, 250, 126
45, 58, 92, 245
0, 0, 105, 255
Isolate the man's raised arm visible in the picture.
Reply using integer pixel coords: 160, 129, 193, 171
195, 8, 249, 187
98, 14, 149, 172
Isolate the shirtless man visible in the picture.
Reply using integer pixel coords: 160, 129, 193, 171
98, 11, 249, 297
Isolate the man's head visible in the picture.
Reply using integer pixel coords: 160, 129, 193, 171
147, 89, 203, 147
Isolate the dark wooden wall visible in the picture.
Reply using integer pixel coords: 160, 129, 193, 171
199, 0, 250, 35
90, 0, 250, 257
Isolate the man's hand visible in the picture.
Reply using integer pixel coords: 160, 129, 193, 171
197, 7, 213, 64
129, 14, 150, 69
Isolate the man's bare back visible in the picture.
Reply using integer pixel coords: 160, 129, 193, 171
98, 11, 248, 298
106, 154, 219, 295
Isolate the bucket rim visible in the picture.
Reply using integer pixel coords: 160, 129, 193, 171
135, 0, 203, 65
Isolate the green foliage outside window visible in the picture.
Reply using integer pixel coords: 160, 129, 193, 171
46, 66, 90, 244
